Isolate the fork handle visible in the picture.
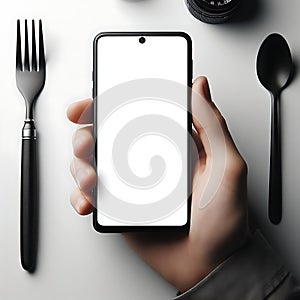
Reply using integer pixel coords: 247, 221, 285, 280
20, 120, 38, 272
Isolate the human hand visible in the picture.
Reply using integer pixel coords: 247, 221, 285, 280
67, 76, 250, 293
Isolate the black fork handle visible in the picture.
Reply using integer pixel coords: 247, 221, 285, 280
20, 121, 38, 272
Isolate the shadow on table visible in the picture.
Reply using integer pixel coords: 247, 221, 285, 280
121, 0, 151, 2
286, 59, 298, 89
230, 0, 264, 23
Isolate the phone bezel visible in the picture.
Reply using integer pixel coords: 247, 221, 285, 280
92, 32, 193, 233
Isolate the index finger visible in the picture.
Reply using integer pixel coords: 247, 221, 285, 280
67, 98, 93, 124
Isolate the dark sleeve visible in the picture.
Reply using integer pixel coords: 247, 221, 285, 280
173, 231, 298, 300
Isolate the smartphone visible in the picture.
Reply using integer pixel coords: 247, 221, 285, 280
93, 32, 192, 232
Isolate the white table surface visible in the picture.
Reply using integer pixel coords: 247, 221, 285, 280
1, 0, 300, 299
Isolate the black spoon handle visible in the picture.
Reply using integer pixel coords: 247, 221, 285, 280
269, 93, 282, 225
20, 121, 38, 272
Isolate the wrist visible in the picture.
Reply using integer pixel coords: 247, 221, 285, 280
173, 230, 251, 293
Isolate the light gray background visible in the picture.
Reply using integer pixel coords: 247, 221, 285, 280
0, 0, 299, 299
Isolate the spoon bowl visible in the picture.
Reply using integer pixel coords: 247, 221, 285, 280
257, 33, 292, 96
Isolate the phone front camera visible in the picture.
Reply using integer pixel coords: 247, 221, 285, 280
139, 37, 146, 44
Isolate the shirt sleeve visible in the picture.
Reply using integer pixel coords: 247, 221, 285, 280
173, 231, 298, 300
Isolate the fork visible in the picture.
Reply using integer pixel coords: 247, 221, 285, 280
16, 19, 46, 272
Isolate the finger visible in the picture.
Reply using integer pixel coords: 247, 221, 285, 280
67, 98, 93, 124
192, 77, 239, 159
70, 188, 94, 215
70, 158, 97, 192
72, 126, 94, 159
192, 130, 205, 167
192, 129, 203, 153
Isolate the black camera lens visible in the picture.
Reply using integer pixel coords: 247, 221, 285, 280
139, 37, 146, 44
185, 0, 242, 24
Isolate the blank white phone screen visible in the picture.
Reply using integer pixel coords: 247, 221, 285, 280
96, 34, 189, 226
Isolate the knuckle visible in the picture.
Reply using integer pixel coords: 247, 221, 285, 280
226, 154, 248, 177
211, 104, 227, 128
69, 160, 75, 174
236, 157, 248, 175
72, 130, 77, 145
217, 112, 227, 128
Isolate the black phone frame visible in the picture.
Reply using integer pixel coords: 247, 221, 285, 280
92, 31, 193, 233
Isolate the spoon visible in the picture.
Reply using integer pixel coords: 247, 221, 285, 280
256, 33, 293, 225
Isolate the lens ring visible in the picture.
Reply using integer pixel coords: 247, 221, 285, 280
186, 0, 241, 24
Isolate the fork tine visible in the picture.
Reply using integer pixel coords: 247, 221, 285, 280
24, 20, 30, 71
16, 20, 22, 70
32, 20, 37, 71
39, 20, 45, 70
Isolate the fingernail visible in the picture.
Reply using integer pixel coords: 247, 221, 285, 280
203, 78, 212, 102
77, 196, 87, 214
76, 169, 88, 189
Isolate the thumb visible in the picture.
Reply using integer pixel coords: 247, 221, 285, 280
191, 77, 247, 209
192, 76, 236, 159
193, 76, 212, 102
